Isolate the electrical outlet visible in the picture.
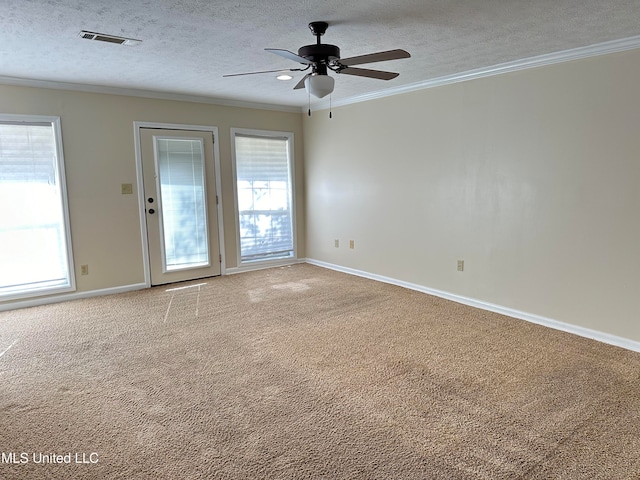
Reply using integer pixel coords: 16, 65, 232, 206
349, 240, 355, 249
80, 264, 89, 275
457, 260, 464, 272
334, 239, 339, 248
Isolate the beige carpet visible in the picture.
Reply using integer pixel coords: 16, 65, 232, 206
1, 264, 639, 479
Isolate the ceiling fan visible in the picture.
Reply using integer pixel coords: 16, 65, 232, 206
223, 21, 411, 99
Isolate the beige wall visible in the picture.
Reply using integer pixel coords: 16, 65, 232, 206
304, 49, 640, 342
3, 48, 639, 343
0, 85, 304, 304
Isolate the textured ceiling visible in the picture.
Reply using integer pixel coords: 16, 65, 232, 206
1, 0, 640, 110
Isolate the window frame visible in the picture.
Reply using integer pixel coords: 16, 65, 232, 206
230, 128, 297, 268
0, 114, 76, 301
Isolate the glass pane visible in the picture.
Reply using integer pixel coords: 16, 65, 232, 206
0, 122, 72, 297
156, 138, 209, 271
234, 134, 294, 262
237, 181, 254, 211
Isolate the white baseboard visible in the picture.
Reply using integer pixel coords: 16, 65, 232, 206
0, 283, 148, 312
0, 259, 306, 310
305, 259, 640, 353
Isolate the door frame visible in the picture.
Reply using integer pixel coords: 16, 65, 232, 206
133, 121, 226, 288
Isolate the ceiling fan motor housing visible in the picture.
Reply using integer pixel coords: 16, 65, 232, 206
298, 44, 340, 64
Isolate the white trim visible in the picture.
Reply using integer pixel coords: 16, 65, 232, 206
2, 35, 640, 114
0, 283, 147, 312
133, 123, 152, 288
0, 75, 300, 113
308, 34, 640, 111
0, 35, 640, 113
229, 129, 241, 266
211, 132, 226, 276
52, 117, 77, 294
305, 259, 640, 353
133, 122, 226, 286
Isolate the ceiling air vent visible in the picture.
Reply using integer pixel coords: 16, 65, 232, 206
78, 31, 141, 46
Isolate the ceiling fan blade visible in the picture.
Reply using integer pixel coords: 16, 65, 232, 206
223, 68, 303, 77
338, 67, 399, 80
265, 48, 314, 65
338, 49, 410, 67
293, 74, 310, 90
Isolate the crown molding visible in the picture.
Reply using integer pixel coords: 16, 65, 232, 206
0, 75, 301, 113
3, 34, 640, 115
307, 34, 640, 112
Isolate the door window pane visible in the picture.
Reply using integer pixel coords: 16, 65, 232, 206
155, 137, 210, 271
0, 118, 74, 299
233, 133, 295, 263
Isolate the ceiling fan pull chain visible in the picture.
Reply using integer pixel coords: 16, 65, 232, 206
329, 94, 332, 119
308, 89, 312, 116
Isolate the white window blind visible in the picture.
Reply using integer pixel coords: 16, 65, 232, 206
156, 137, 210, 271
0, 118, 74, 299
234, 133, 294, 263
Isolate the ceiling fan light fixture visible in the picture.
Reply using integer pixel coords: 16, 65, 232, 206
304, 74, 334, 98
276, 74, 293, 81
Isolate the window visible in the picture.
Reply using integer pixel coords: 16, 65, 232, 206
231, 129, 295, 264
155, 137, 210, 271
0, 116, 75, 300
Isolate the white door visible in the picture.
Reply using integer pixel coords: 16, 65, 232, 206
140, 128, 221, 285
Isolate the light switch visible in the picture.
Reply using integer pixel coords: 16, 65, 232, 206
121, 183, 133, 194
